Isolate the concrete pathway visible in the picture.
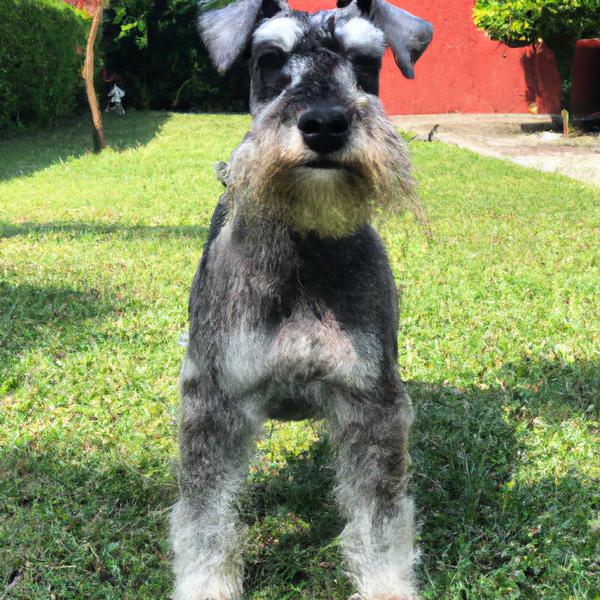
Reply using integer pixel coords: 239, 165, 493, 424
392, 114, 600, 187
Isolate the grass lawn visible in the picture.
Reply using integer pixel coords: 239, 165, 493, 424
1, 111, 599, 599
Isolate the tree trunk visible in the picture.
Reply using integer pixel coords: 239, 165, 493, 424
546, 35, 577, 111
83, 1, 107, 153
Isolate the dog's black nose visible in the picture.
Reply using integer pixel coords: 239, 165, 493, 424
298, 105, 352, 154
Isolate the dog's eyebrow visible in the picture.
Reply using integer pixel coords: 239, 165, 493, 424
337, 17, 385, 56
253, 16, 303, 53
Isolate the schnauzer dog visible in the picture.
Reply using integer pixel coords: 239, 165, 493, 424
170, 0, 432, 598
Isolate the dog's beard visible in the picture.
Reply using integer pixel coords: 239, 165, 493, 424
228, 106, 424, 239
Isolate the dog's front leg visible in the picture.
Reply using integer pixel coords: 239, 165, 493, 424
170, 355, 260, 600
330, 388, 419, 600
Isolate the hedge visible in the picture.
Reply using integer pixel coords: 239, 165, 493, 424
0, 0, 90, 131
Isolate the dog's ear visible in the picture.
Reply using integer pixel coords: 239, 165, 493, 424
347, 0, 432, 79
199, 0, 287, 73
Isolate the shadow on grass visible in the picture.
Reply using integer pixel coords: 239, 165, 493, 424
0, 445, 175, 599
0, 111, 170, 182
409, 372, 596, 597
240, 362, 599, 598
0, 221, 209, 240
495, 355, 600, 421
242, 437, 348, 597
236, 381, 518, 598
0, 279, 115, 392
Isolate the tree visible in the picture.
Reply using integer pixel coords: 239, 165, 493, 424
473, 0, 600, 108
83, 0, 107, 152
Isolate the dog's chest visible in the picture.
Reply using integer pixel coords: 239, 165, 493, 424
220, 306, 379, 397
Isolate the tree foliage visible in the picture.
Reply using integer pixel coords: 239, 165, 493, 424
102, 0, 248, 112
474, 0, 600, 46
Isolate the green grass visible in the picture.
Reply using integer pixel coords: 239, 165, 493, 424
0, 111, 599, 599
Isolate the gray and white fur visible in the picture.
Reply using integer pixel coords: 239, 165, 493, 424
170, 1, 432, 598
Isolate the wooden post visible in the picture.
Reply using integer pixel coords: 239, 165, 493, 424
561, 108, 570, 137
83, 0, 107, 153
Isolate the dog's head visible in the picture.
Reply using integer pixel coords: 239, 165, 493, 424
199, 0, 432, 238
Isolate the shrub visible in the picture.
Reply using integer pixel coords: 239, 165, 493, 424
474, 0, 600, 45
473, 0, 600, 107
102, 0, 249, 112
0, 0, 90, 131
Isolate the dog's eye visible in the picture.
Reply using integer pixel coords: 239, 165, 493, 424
253, 47, 291, 102
257, 51, 287, 71
350, 54, 381, 95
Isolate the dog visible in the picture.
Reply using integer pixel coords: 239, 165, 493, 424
170, 0, 432, 598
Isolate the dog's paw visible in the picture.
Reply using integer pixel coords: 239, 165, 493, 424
173, 594, 226, 600
172, 580, 233, 600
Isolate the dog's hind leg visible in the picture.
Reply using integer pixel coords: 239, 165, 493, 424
330, 387, 419, 600
170, 354, 260, 600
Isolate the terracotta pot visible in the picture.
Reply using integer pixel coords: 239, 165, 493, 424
571, 39, 600, 116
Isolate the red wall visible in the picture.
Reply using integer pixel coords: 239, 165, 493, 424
290, 0, 562, 115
